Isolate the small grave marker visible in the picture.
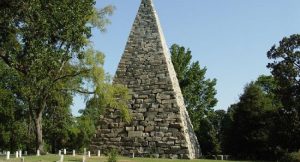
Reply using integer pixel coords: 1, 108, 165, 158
6, 151, 10, 160
60, 155, 64, 162
37, 150, 40, 156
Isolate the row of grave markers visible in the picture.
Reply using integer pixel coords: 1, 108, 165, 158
3, 150, 27, 160
57, 149, 101, 162
58, 148, 101, 157
3, 148, 101, 160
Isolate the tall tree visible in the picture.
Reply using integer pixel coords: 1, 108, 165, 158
43, 92, 73, 153
0, 63, 31, 151
0, 0, 130, 152
170, 44, 218, 131
170, 44, 219, 156
79, 95, 106, 125
227, 83, 273, 159
66, 116, 96, 151
267, 34, 300, 152
196, 117, 220, 156
220, 104, 237, 155
210, 110, 226, 144
220, 75, 285, 160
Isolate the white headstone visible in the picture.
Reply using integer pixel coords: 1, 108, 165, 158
83, 148, 86, 155
24, 151, 27, 156
132, 152, 135, 158
59, 150, 61, 156
37, 150, 40, 156
87, 151, 90, 157
16, 151, 19, 158
6, 151, 10, 160
72, 150, 76, 156
60, 155, 64, 162
97, 150, 100, 157
82, 156, 86, 162
217, 155, 224, 160
63, 149, 66, 155
225, 155, 229, 160
19, 150, 22, 157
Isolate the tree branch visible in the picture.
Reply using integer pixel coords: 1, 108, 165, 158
59, 88, 95, 94
52, 69, 90, 83
0, 50, 28, 74
0, 51, 12, 66
293, 62, 300, 70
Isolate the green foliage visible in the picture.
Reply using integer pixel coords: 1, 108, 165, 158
90, 6, 115, 32
234, 83, 273, 159
0, 63, 31, 151
80, 96, 106, 124
170, 44, 217, 131
107, 149, 118, 162
267, 34, 300, 152
196, 117, 221, 155
43, 93, 73, 153
66, 116, 96, 150
255, 75, 277, 96
0, 0, 130, 153
280, 152, 300, 162
170, 44, 218, 156
221, 34, 300, 160
219, 104, 236, 155
0, 0, 101, 151
195, 110, 226, 156
211, 110, 226, 138
221, 80, 277, 160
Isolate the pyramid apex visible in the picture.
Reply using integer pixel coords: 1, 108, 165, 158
139, 0, 156, 13
138, 0, 153, 10
141, 0, 153, 4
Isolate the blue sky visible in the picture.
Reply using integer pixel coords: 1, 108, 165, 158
71, 0, 300, 116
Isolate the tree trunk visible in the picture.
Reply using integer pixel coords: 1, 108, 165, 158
34, 112, 44, 153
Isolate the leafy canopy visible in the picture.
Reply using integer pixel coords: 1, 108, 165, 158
0, 0, 130, 151
267, 34, 300, 152
170, 44, 217, 131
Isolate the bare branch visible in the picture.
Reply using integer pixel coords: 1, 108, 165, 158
73, 89, 95, 94
59, 88, 95, 94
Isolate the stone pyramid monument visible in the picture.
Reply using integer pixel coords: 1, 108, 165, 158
91, 0, 200, 159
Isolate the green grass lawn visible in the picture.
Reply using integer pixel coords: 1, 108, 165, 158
0, 154, 265, 162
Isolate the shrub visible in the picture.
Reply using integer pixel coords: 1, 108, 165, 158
280, 152, 300, 162
107, 149, 118, 162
